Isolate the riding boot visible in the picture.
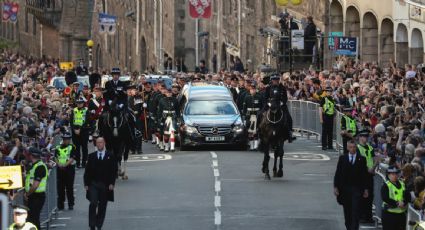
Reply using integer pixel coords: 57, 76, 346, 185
254, 140, 259, 150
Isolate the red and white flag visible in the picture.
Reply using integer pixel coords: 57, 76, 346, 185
189, 0, 212, 19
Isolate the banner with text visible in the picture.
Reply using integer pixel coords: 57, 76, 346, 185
331, 37, 358, 56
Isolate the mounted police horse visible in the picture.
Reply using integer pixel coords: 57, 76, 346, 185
99, 104, 135, 180
258, 98, 290, 180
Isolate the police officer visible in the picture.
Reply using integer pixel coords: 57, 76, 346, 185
55, 132, 76, 210
128, 84, 143, 154
157, 88, 180, 152
341, 106, 357, 154
104, 67, 127, 109
8, 204, 37, 230
24, 147, 48, 230
381, 166, 410, 230
319, 86, 335, 150
262, 74, 294, 142
70, 98, 90, 167
357, 130, 376, 224
243, 81, 263, 150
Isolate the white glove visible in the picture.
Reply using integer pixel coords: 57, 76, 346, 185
108, 100, 112, 105
143, 103, 147, 108
119, 104, 124, 109
91, 110, 96, 114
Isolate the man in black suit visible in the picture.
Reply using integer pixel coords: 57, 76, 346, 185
334, 140, 369, 230
84, 137, 117, 230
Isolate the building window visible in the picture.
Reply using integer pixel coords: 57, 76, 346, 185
25, 11, 29, 33
32, 15, 37, 35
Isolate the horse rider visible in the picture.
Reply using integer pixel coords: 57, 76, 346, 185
357, 130, 376, 224
8, 204, 37, 230
148, 82, 161, 145
261, 74, 294, 142
54, 132, 76, 210
157, 88, 180, 152
319, 86, 335, 151
381, 166, 410, 230
88, 86, 105, 145
128, 84, 143, 154
24, 147, 48, 230
70, 98, 90, 168
242, 80, 264, 151
341, 106, 357, 154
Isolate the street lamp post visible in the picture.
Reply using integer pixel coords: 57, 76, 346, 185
87, 39, 94, 69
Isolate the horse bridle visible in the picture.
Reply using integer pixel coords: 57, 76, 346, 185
266, 109, 283, 124
107, 111, 124, 130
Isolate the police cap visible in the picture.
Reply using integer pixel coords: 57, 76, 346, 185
111, 67, 121, 75
270, 74, 280, 80
28, 147, 43, 157
13, 204, 29, 214
62, 132, 72, 139
357, 130, 370, 137
387, 166, 400, 174
75, 98, 85, 104
324, 86, 333, 92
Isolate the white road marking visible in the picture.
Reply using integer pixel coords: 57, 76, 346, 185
215, 180, 221, 192
127, 154, 172, 162
54, 217, 71, 220
211, 151, 222, 229
215, 196, 221, 207
268, 153, 330, 161
48, 224, 67, 227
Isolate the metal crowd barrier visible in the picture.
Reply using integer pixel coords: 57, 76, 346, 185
40, 166, 58, 229
7, 167, 57, 229
373, 171, 386, 225
407, 205, 423, 230
287, 100, 344, 153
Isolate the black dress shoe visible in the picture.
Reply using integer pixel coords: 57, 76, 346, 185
68, 206, 73, 210
322, 147, 327, 150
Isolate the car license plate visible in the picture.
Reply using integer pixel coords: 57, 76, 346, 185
205, 136, 225, 142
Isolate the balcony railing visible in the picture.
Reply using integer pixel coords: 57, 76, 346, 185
26, 0, 62, 28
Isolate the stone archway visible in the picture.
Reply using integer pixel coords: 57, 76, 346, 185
140, 37, 147, 73
362, 12, 378, 63
345, 6, 360, 38
380, 19, 394, 67
330, 0, 343, 32
410, 28, 424, 65
396, 24, 409, 66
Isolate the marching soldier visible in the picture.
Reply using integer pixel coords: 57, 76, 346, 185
88, 87, 105, 145
25, 147, 48, 230
341, 107, 357, 154
141, 83, 152, 142
70, 98, 90, 168
357, 130, 376, 224
153, 84, 166, 150
55, 132, 76, 210
128, 85, 143, 154
157, 88, 180, 152
381, 166, 410, 230
319, 87, 335, 150
148, 82, 161, 145
243, 81, 263, 151
8, 205, 37, 230
81, 85, 92, 107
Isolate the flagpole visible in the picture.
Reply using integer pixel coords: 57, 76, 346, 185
195, 18, 199, 66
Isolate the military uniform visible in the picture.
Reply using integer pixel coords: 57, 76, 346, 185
128, 89, 144, 154
141, 86, 152, 141
70, 99, 90, 167
157, 93, 180, 152
148, 89, 160, 144
320, 88, 335, 150
243, 91, 264, 150
55, 133, 76, 210
152, 89, 165, 150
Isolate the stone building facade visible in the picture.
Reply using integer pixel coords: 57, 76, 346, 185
2, 0, 423, 72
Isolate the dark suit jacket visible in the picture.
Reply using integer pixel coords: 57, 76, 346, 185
333, 154, 368, 205
84, 151, 117, 202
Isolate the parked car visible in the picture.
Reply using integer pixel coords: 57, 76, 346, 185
144, 75, 173, 89
179, 83, 247, 150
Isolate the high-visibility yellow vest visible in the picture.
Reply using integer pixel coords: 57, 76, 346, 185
357, 144, 373, 170
323, 97, 335, 115
8, 222, 38, 230
25, 161, 48, 193
73, 108, 87, 126
343, 115, 357, 136
383, 180, 406, 214
57, 145, 73, 166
